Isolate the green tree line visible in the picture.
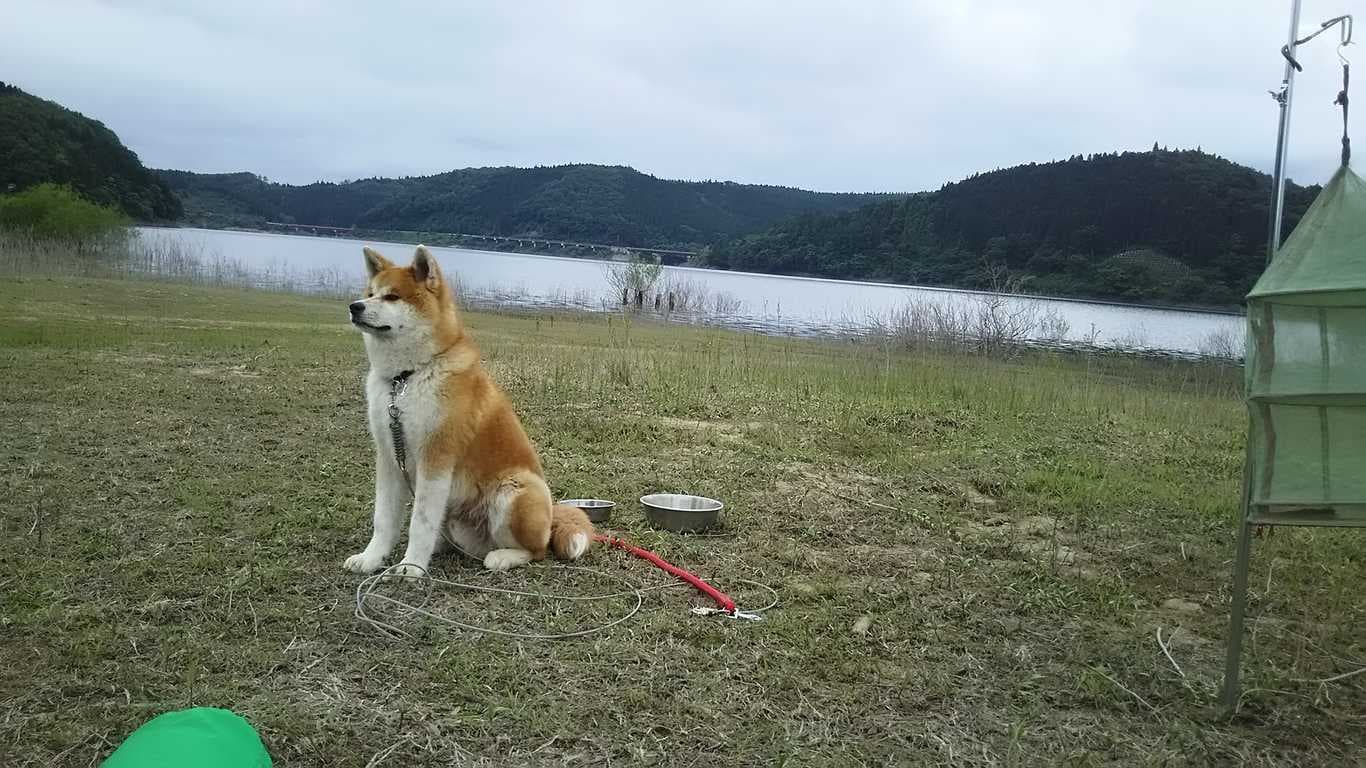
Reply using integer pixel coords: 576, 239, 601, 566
0, 82, 181, 221
157, 165, 889, 248
705, 149, 1319, 307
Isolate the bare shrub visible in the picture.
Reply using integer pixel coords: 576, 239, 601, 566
872, 264, 1057, 356
710, 291, 743, 315
605, 255, 662, 310
878, 299, 970, 350
659, 273, 708, 312
0, 228, 368, 298
1037, 308, 1071, 343
1197, 326, 1242, 360
1114, 324, 1150, 350
967, 292, 1039, 354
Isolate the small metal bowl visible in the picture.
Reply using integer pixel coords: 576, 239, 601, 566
640, 493, 723, 532
558, 498, 616, 524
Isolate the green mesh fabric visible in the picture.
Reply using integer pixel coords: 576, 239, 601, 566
1246, 166, 1366, 516
1249, 167, 1366, 304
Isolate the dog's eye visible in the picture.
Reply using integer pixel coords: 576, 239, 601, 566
383, 293, 400, 301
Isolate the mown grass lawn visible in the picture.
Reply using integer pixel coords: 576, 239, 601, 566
1, 276, 1362, 766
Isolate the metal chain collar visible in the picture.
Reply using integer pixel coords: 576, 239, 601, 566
388, 370, 414, 491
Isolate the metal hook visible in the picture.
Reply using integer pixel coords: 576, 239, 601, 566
1311, 14, 1354, 45
1282, 15, 1354, 72
1338, 15, 1354, 66
1283, 45, 1304, 72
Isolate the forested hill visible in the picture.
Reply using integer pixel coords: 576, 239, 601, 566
157, 165, 888, 248
706, 149, 1320, 307
0, 83, 181, 221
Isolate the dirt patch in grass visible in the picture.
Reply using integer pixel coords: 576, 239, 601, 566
658, 416, 768, 432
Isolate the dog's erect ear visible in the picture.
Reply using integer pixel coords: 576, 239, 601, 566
363, 247, 392, 279
412, 245, 443, 291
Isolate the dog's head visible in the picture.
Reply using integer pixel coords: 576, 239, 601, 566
349, 245, 460, 344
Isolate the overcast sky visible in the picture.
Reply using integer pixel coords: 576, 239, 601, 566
2, 1, 1357, 191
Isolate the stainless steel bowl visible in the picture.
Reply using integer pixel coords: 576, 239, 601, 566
639, 493, 723, 532
558, 498, 616, 524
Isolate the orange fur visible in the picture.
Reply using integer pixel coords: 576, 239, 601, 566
506, 479, 553, 559
550, 504, 595, 559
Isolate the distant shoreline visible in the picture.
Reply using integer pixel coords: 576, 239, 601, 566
138, 223, 1247, 318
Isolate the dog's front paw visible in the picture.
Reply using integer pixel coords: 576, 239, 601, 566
483, 548, 533, 572
343, 551, 385, 574
383, 562, 430, 582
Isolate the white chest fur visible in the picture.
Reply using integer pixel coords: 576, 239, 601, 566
365, 367, 445, 473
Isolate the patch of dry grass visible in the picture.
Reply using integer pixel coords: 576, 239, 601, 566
0, 276, 1362, 766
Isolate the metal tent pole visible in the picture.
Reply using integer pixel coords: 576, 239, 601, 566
1224, 0, 1303, 714
1220, 437, 1258, 710
1267, 0, 1303, 264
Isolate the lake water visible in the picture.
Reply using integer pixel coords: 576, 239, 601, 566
137, 227, 1246, 357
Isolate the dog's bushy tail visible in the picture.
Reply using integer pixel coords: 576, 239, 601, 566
550, 504, 594, 560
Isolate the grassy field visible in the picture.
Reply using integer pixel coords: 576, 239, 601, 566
1, 275, 1363, 766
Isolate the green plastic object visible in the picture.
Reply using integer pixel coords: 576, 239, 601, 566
1245, 165, 1366, 523
101, 707, 271, 768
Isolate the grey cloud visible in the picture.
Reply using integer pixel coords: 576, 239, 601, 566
2, 1, 1355, 191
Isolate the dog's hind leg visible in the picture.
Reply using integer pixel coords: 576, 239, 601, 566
344, 457, 410, 574
483, 474, 551, 572
440, 517, 491, 562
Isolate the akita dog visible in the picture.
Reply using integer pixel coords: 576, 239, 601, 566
343, 245, 594, 576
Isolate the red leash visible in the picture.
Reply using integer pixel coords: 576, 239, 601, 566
593, 535, 759, 620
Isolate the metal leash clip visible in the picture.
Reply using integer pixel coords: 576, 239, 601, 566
690, 606, 764, 621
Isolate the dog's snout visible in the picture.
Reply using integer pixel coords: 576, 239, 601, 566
348, 301, 365, 317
